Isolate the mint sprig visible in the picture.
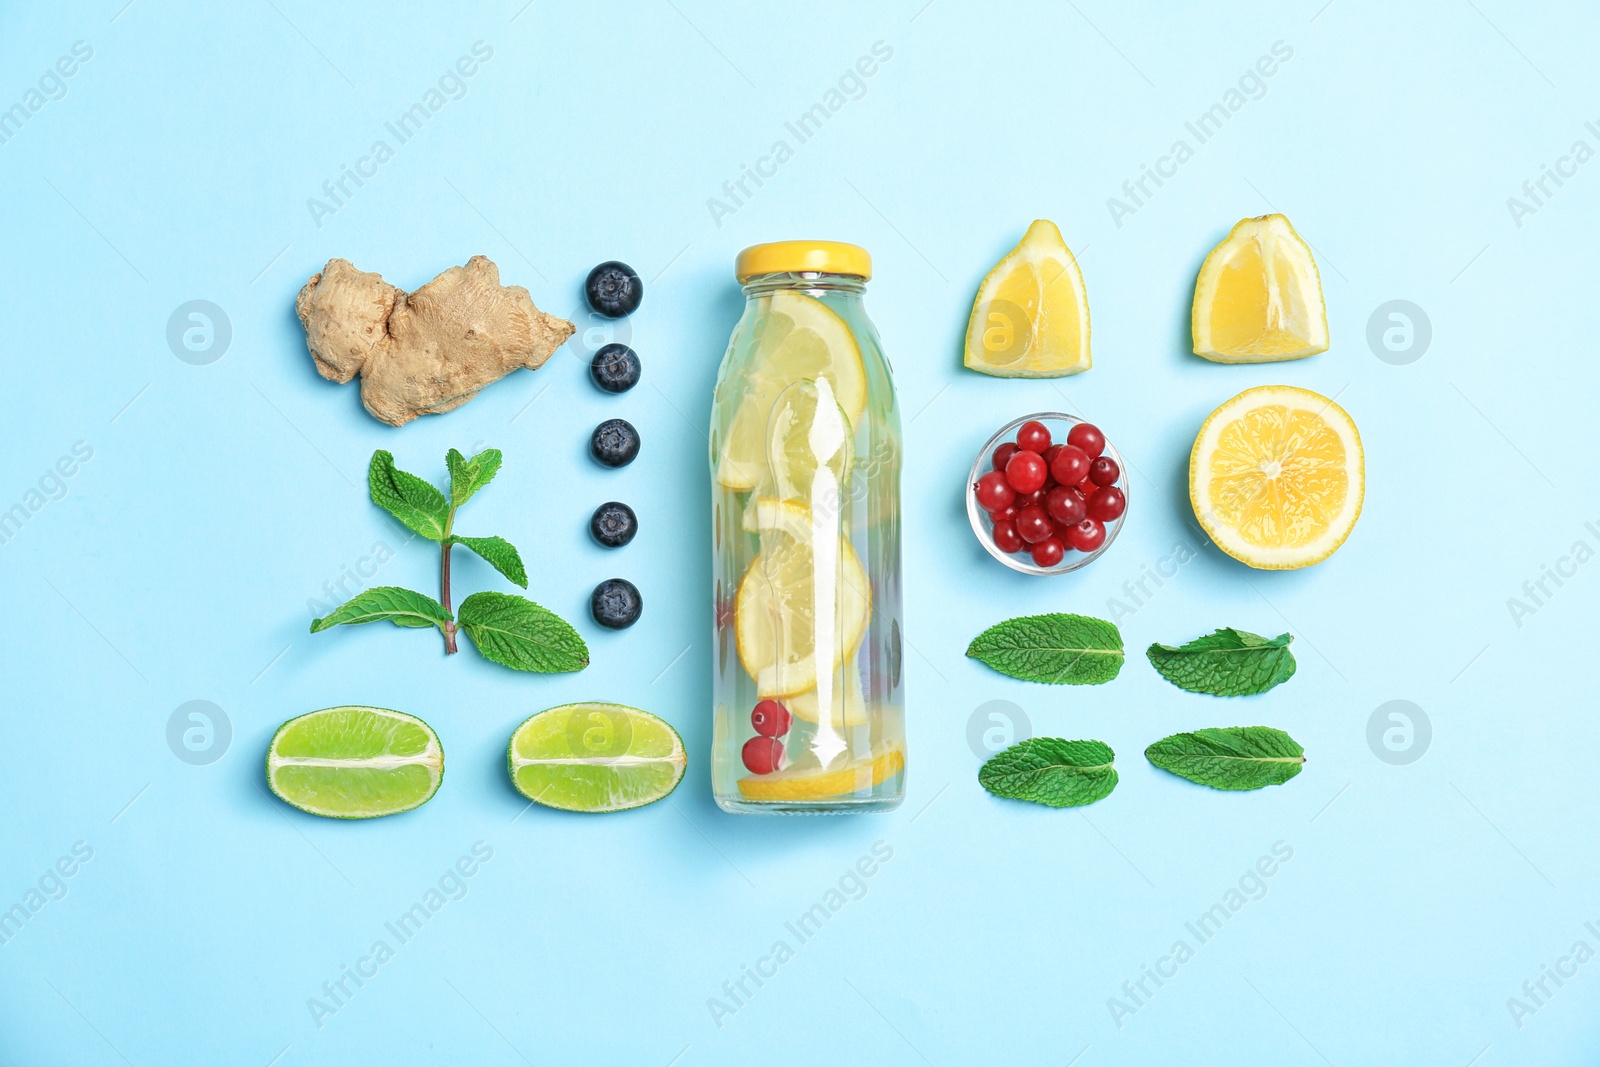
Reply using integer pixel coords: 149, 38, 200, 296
1144, 727, 1305, 790
966, 613, 1123, 685
1146, 628, 1295, 696
312, 448, 586, 673
978, 738, 1117, 808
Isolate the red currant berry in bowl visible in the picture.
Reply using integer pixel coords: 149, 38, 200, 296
1005, 451, 1048, 494
1045, 485, 1086, 525
1030, 537, 1065, 567
742, 736, 783, 775
992, 442, 1019, 471
1015, 505, 1054, 544
750, 700, 791, 738
992, 520, 1024, 553
1067, 422, 1105, 459
1089, 456, 1120, 486
1049, 445, 1090, 486
1065, 517, 1106, 552
1087, 485, 1126, 522
1016, 420, 1052, 454
974, 470, 1015, 512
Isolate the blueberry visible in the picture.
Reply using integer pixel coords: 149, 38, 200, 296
590, 501, 638, 548
590, 418, 640, 468
591, 343, 641, 393
591, 578, 642, 629
585, 261, 643, 318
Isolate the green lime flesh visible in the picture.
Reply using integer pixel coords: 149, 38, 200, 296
267, 706, 443, 819
507, 702, 686, 813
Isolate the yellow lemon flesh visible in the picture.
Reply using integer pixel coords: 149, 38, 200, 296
735, 499, 871, 698
1190, 385, 1363, 570
715, 291, 867, 490
1192, 214, 1328, 362
964, 219, 1090, 378
737, 743, 904, 802
784, 671, 870, 729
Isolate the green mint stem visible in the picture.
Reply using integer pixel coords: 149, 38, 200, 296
441, 506, 458, 654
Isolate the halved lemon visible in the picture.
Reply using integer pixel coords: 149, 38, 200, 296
715, 291, 867, 490
963, 219, 1090, 377
737, 743, 904, 801
1190, 385, 1363, 570
735, 499, 870, 697
1192, 214, 1328, 362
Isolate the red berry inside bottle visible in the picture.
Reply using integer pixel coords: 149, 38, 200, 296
1015, 504, 1054, 544
1089, 456, 1120, 486
974, 470, 1015, 512
992, 442, 1019, 471
991, 519, 1023, 553
750, 699, 791, 738
1049, 445, 1090, 487
1045, 485, 1086, 525
1029, 537, 1065, 568
1087, 485, 1126, 522
1005, 451, 1048, 494
742, 736, 783, 775
1067, 422, 1105, 459
1065, 517, 1106, 552
1016, 420, 1051, 454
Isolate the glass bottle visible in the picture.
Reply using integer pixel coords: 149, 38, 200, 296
709, 241, 904, 814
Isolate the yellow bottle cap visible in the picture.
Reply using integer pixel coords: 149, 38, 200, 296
735, 241, 871, 283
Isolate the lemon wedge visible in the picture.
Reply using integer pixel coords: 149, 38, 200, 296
1192, 214, 1328, 362
715, 291, 867, 490
737, 743, 904, 801
1190, 385, 1363, 570
735, 499, 871, 697
963, 219, 1090, 377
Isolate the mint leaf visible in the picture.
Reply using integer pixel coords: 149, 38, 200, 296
1146, 628, 1296, 696
369, 451, 449, 541
446, 447, 503, 508
966, 613, 1123, 685
452, 535, 527, 588
457, 591, 588, 673
310, 586, 451, 633
1145, 727, 1305, 790
978, 738, 1117, 808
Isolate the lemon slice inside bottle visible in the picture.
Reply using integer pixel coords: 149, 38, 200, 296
963, 219, 1091, 378
1189, 385, 1363, 569
715, 291, 867, 490
737, 743, 904, 801
1191, 214, 1328, 362
735, 499, 871, 698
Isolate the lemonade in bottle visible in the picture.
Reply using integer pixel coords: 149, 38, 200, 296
710, 242, 905, 814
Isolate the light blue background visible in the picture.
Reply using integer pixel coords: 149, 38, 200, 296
3, 1, 1598, 1063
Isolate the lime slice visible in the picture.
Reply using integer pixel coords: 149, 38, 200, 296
715, 291, 867, 490
735, 498, 871, 698
507, 703, 686, 812
266, 706, 443, 819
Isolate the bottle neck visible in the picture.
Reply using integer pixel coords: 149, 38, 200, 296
742, 272, 867, 300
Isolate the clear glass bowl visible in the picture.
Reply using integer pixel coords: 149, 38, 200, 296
966, 412, 1129, 575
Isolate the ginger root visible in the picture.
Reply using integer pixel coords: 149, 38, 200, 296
296, 256, 575, 427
